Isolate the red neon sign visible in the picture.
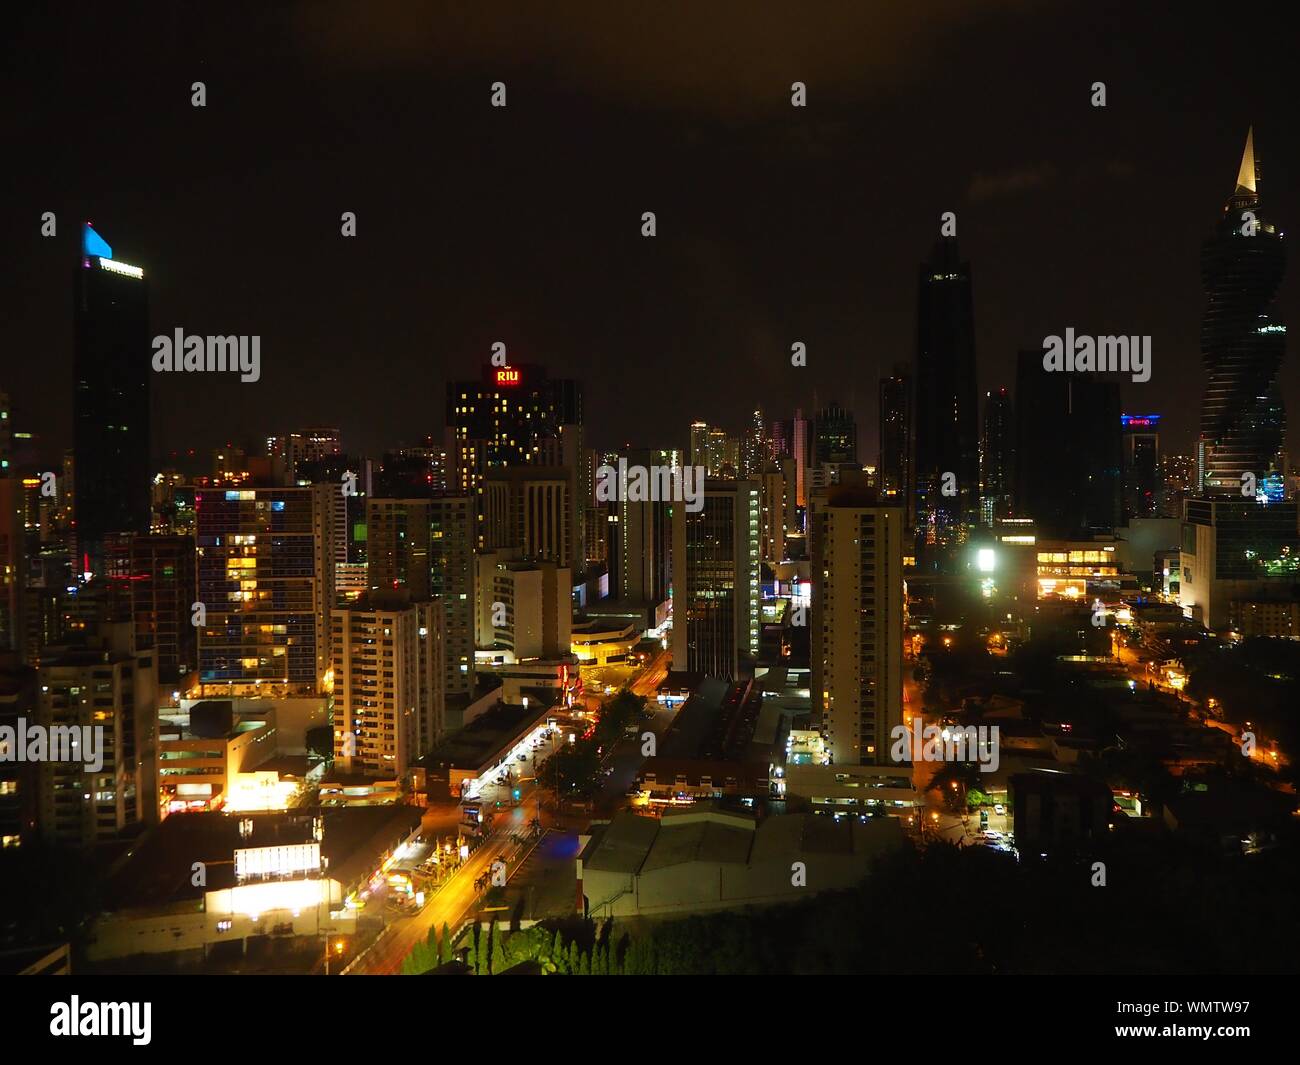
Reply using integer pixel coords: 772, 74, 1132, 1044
495, 367, 521, 386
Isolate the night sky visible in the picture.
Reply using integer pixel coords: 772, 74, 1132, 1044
5, 1, 1298, 468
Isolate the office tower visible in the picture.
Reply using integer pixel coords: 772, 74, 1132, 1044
792, 410, 810, 513
1200, 129, 1287, 495
1121, 414, 1162, 520
740, 408, 767, 478
810, 485, 904, 767
768, 419, 791, 464
814, 402, 857, 465
702, 428, 738, 478
446, 363, 582, 495
195, 485, 334, 695
605, 449, 673, 607
671, 479, 760, 679
914, 237, 979, 544
73, 224, 151, 568
366, 496, 475, 697
879, 367, 913, 525
482, 467, 573, 564
529, 422, 590, 578
1159, 453, 1197, 518
103, 533, 197, 685
36, 641, 158, 844
331, 596, 443, 777
1015, 351, 1122, 538
1180, 496, 1300, 629
689, 421, 710, 469
268, 427, 342, 486
759, 465, 787, 564
475, 552, 571, 661
980, 387, 1015, 524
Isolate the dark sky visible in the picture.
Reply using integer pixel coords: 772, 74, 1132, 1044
5, 1, 1298, 468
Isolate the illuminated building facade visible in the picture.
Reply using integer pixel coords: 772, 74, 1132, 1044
1122, 414, 1162, 521
36, 646, 158, 844
1179, 497, 1300, 629
810, 486, 904, 766
195, 485, 335, 695
446, 364, 582, 495
366, 496, 475, 697
73, 224, 151, 568
331, 596, 444, 777
103, 533, 197, 685
671, 480, 760, 680
1200, 129, 1287, 495
981, 388, 1015, 524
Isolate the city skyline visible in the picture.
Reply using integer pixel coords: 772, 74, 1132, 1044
5, 4, 1299, 464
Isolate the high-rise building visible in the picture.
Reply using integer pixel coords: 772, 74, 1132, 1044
810, 485, 904, 766
36, 640, 158, 844
1159, 453, 1197, 519
268, 427, 342, 486
1121, 414, 1162, 521
482, 467, 574, 567
981, 388, 1015, 524
878, 367, 912, 525
446, 364, 582, 496
740, 408, 768, 478
366, 496, 475, 697
606, 449, 673, 607
195, 485, 335, 695
1179, 496, 1300, 629
104, 533, 197, 685
814, 403, 857, 465
331, 596, 443, 777
671, 480, 760, 679
759, 466, 787, 564
1200, 129, 1287, 495
913, 237, 979, 545
1015, 352, 1122, 538
475, 552, 571, 661
73, 224, 151, 568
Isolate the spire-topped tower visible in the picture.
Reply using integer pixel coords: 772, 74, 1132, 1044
1200, 127, 1287, 495
1234, 125, 1258, 197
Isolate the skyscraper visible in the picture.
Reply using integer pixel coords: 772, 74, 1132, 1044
671, 479, 760, 679
810, 485, 904, 766
366, 496, 475, 697
814, 402, 857, 465
878, 367, 912, 525
1121, 414, 1162, 520
1200, 128, 1287, 495
913, 237, 979, 545
1015, 352, 1122, 538
446, 364, 582, 496
195, 485, 335, 694
980, 387, 1015, 524
73, 224, 151, 568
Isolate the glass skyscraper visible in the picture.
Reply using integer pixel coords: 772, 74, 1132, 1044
1200, 128, 1287, 494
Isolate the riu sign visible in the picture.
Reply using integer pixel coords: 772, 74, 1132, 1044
495, 367, 522, 386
